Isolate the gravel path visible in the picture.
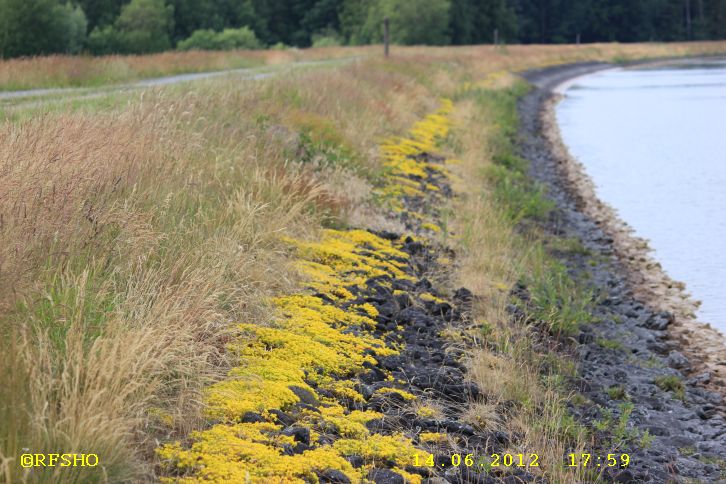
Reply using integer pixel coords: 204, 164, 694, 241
0, 57, 356, 108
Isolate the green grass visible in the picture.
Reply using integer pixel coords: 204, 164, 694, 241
597, 338, 624, 351
640, 429, 654, 449
470, 82, 555, 224
698, 454, 726, 479
679, 446, 697, 457
463, 81, 593, 339
527, 256, 595, 337
571, 393, 590, 406
485, 163, 555, 222
0, 61, 345, 123
655, 375, 686, 401
0, 52, 267, 92
606, 385, 628, 400
594, 402, 644, 450
548, 237, 592, 256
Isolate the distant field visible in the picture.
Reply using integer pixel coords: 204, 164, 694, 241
0, 46, 371, 91
2, 41, 725, 483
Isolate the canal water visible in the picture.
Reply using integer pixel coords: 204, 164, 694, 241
556, 59, 726, 334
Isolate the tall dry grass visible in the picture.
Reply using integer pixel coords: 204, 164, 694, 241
0, 59, 432, 482
0, 99, 307, 482
447, 77, 596, 482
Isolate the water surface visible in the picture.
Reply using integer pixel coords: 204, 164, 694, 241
556, 59, 726, 334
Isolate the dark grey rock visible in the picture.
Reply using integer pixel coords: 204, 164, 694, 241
368, 468, 405, 484
268, 409, 295, 426
667, 350, 690, 370
317, 469, 351, 483
241, 412, 266, 423
346, 455, 364, 468
690, 372, 712, 385
645, 311, 675, 330
282, 426, 310, 445
440, 420, 475, 435
288, 385, 319, 406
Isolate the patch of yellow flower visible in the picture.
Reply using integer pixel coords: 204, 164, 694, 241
421, 222, 442, 233
374, 387, 417, 401
204, 295, 395, 421
332, 434, 431, 482
419, 292, 447, 304
157, 228, 427, 482
419, 432, 448, 444
317, 406, 383, 439
287, 229, 414, 300
415, 405, 441, 419
157, 100, 456, 483
375, 99, 454, 234
458, 70, 512, 93
157, 422, 360, 483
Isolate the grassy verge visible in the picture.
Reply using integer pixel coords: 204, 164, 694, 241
2, 42, 726, 482
448, 79, 597, 482
0, 46, 369, 92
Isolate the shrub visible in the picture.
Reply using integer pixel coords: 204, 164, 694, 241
0, 0, 88, 57
87, 0, 173, 55
87, 26, 125, 55
176, 29, 217, 50
311, 28, 343, 48
216, 27, 261, 49
312, 35, 342, 48
58, 2, 88, 54
177, 27, 261, 51
359, 0, 452, 45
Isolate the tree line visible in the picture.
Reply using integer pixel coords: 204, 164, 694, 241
1, 0, 725, 58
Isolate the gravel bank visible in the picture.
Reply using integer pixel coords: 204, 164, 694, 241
519, 62, 726, 482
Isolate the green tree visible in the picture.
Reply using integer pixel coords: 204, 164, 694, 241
339, 0, 369, 44
450, 0, 476, 44
116, 0, 175, 51
0, 0, 88, 57
177, 26, 261, 50
706, 0, 726, 38
300, 0, 341, 45
88, 0, 174, 54
76, 0, 127, 31
167, 0, 257, 42
58, 2, 89, 53
360, 0, 451, 45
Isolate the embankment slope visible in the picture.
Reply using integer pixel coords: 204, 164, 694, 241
519, 62, 726, 482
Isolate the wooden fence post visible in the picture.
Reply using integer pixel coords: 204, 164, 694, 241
384, 17, 390, 57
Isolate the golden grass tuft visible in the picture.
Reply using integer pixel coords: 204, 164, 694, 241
447, 73, 595, 482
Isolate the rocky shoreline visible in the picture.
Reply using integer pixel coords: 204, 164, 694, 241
519, 62, 726, 482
